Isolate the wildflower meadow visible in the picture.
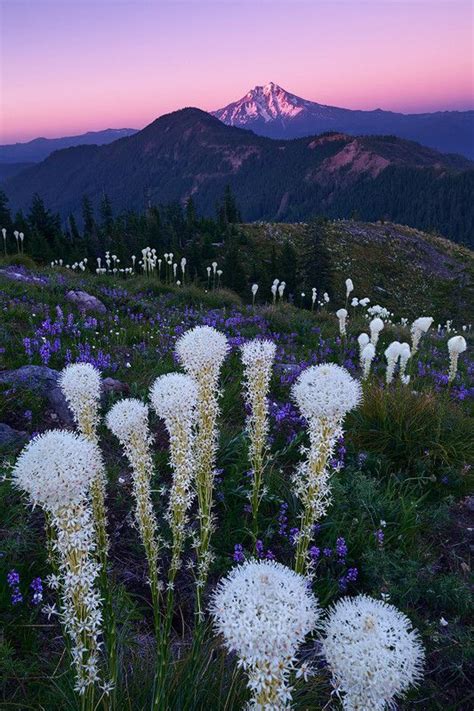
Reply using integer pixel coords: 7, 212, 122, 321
0, 247, 472, 711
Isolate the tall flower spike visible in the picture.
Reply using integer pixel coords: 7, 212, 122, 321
210, 559, 320, 709
369, 317, 384, 347
240, 339, 277, 539
357, 333, 370, 368
150, 373, 197, 583
447, 335, 467, 382
410, 316, 433, 354
106, 398, 160, 606
384, 341, 401, 384
12, 431, 104, 699
321, 594, 424, 711
292, 364, 361, 574
336, 308, 348, 336
60, 362, 110, 651
361, 343, 376, 379
398, 342, 411, 384
175, 325, 229, 617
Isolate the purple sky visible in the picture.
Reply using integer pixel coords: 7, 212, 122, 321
1, 0, 473, 143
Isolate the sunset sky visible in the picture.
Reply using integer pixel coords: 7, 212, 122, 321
1, 0, 473, 144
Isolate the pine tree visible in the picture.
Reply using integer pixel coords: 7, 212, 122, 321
301, 218, 333, 297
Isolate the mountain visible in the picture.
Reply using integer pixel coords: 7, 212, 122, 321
212, 82, 474, 159
0, 128, 138, 164
0, 162, 35, 182
3, 108, 474, 245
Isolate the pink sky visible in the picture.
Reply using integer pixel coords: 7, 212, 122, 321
1, 0, 473, 144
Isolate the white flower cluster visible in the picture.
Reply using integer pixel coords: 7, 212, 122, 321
292, 363, 362, 421
321, 594, 424, 711
59, 363, 102, 442
447, 335, 467, 382
241, 339, 277, 525
384, 341, 401, 384
106, 397, 151, 448
53, 502, 103, 695
410, 316, 433, 353
361, 343, 376, 379
175, 325, 229, 378
210, 559, 320, 709
12, 430, 103, 512
175, 326, 229, 611
336, 308, 348, 336
292, 365, 362, 573
13, 431, 104, 694
106, 398, 160, 596
369, 317, 384, 347
367, 305, 392, 321
150, 373, 198, 579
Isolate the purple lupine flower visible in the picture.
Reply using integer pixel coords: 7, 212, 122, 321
339, 567, 359, 591
255, 540, 264, 559
278, 502, 288, 536
374, 528, 385, 546
7, 570, 20, 587
23, 337, 33, 358
39, 341, 52, 365
30, 577, 43, 605
323, 547, 332, 558
7, 570, 23, 605
309, 546, 320, 560
233, 544, 245, 563
265, 549, 276, 560
289, 527, 300, 545
336, 537, 348, 561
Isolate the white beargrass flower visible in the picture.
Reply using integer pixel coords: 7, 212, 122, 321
336, 308, 348, 336
12, 431, 104, 696
361, 343, 376, 379
369, 317, 384, 347
357, 333, 370, 368
384, 341, 402, 384
399, 342, 411, 385
410, 316, 433, 353
447, 335, 467, 382
241, 339, 277, 535
175, 325, 229, 616
345, 278, 354, 299
59, 363, 101, 443
150, 373, 197, 582
210, 559, 321, 709
106, 398, 160, 604
321, 594, 424, 711
251, 283, 259, 305
59, 363, 109, 584
292, 364, 361, 574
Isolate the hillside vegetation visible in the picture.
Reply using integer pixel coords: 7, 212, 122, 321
3, 109, 473, 245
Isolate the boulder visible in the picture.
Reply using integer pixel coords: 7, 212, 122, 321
102, 377, 130, 396
0, 365, 73, 425
0, 423, 28, 449
66, 290, 107, 314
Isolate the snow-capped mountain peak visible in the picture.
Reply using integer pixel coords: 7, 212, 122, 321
213, 82, 312, 126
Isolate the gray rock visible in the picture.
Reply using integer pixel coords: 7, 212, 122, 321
0, 365, 73, 425
66, 290, 107, 314
0, 423, 28, 449
0, 268, 46, 286
102, 377, 130, 396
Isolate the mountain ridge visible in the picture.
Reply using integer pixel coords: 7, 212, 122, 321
3, 107, 473, 245
0, 128, 138, 164
212, 82, 474, 159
